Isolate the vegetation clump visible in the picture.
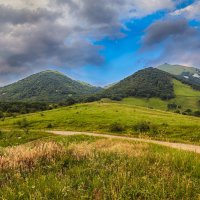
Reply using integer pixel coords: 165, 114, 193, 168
109, 122, 125, 132
133, 121, 159, 136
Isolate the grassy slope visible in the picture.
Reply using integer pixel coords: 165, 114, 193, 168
1, 101, 200, 143
121, 79, 200, 111
0, 132, 200, 199
157, 64, 198, 75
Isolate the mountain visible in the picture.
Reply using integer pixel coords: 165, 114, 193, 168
0, 70, 102, 102
99, 67, 200, 112
102, 68, 175, 100
157, 63, 200, 90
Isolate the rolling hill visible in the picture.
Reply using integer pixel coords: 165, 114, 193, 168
98, 67, 200, 112
1, 101, 200, 143
120, 79, 200, 112
0, 70, 102, 102
102, 67, 175, 100
1, 67, 200, 113
157, 63, 200, 89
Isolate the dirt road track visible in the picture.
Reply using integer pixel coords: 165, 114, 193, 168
48, 131, 200, 154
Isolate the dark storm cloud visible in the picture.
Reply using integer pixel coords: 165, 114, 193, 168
79, 0, 118, 24
143, 18, 189, 46
142, 18, 200, 67
0, 5, 59, 24
0, 0, 174, 85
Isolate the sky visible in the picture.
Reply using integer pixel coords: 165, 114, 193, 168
0, 0, 200, 86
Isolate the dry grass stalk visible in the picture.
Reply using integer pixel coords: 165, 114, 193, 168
0, 142, 64, 171
68, 139, 149, 160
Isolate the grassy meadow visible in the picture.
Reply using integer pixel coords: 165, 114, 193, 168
0, 130, 200, 199
121, 80, 200, 112
1, 101, 200, 144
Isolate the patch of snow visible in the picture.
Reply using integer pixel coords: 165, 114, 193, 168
193, 73, 200, 78
183, 76, 189, 79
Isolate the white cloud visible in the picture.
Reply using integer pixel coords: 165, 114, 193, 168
0, 0, 175, 85
171, 1, 200, 20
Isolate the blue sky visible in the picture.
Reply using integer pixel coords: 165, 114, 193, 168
52, 0, 200, 86
0, 0, 200, 86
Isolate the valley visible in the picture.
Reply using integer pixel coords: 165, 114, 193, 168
1, 65, 200, 199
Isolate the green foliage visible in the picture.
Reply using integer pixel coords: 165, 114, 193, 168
0, 102, 52, 114
133, 121, 150, 132
109, 122, 124, 132
193, 111, 200, 117
46, 123, 53, 129
0, 70, 102, 102
102, 68, 175, 100
167, 103, 179, 110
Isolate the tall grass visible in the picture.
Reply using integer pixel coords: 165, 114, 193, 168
0, 136, 199, 199
0, 141, 64, 171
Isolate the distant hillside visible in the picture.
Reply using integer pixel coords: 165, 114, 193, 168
102, 68, 175, 100
120, 79, 200, 112
157, 63, 200, 90
0, 70, 102, 102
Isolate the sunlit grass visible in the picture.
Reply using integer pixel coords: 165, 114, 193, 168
1, 102, 200, 143
0, 135, 199, 199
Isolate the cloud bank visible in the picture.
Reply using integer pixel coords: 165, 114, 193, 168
142, 16, 200, 67
0, 0, 174, 85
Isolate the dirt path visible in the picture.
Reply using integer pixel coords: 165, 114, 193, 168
48, 131, 200, 154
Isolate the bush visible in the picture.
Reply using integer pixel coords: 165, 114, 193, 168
193, 111, 200, 117
133, 121, 150, 133
109, 122, 124, 132
185, 109, 192, 113
47, 123, 53, 128
174, 110, 181, 114
167, 103, 178, 110
132, 121, 159, 135
110, 96, 123, 101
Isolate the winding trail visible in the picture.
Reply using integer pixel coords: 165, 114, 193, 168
48, 131, 200, 154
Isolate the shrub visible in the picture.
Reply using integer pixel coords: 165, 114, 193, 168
133, 121, 150, 133
47, 123, 53, 128
109, 122, 124, 132
174, 110, 181, 114
167, 103, 178, 110
149, 124, 159, 136
133, 121, 159, 135
110, 96, 123, 101
193, 111, 200, 117
185, 109, 192, 113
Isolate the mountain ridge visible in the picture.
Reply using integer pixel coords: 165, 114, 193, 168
0, 70, 102, 102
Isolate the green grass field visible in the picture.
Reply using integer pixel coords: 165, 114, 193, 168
1, 101, 200, 144
121, 79, 200, 111
0, 130, 200, 199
